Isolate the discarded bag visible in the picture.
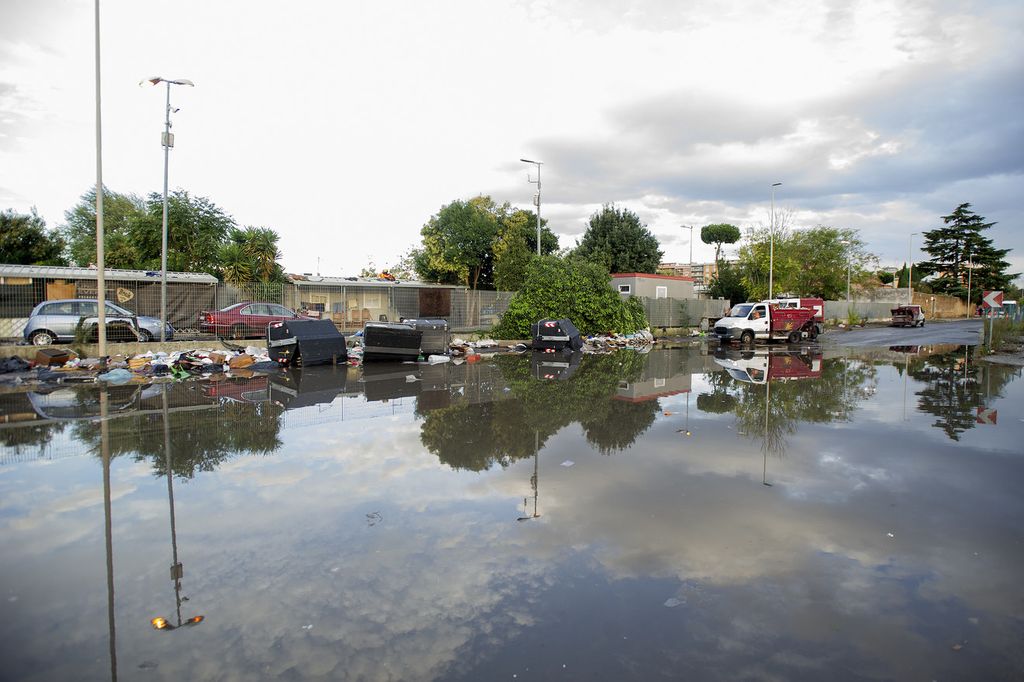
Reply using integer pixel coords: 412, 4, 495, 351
229, 354, 255, 369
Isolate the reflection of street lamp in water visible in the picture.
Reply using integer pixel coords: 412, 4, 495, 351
517, 430, 541, 521
762, 380, 773, 487
151, 388, 204, 631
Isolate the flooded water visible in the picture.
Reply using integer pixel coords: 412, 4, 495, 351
1, 345, 1022, 681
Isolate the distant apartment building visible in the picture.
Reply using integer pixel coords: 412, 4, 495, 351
658, 261, 736, 290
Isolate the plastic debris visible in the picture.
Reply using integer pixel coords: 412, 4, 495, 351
97, 368, 134, 384
560, 460, 575, 467
663, 598, 683, 608
427, 354, 450, 364
887, 532, 895, 538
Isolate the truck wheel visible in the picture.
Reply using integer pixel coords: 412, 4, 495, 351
788, 330, 801, 344
740, 330, 754, 345
807, 325, 819, 340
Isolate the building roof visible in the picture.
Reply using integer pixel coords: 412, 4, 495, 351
288, 275, 464, 289
0, 263, 218, 283
610, 272, 695, 282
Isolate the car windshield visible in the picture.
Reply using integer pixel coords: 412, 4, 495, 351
730, 304, 754, 318
105, 302, 132, 316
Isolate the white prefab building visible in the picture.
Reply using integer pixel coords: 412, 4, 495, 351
609, 273, 696, 300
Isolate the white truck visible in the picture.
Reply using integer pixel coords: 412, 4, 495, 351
713, 298, 824, 345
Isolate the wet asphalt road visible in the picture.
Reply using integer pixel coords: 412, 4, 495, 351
823, 318, 984, 347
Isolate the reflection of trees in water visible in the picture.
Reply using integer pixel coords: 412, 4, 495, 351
701, 357, 877, 456
421, 352, 657, 470
0, 421, 67, 453
73, 394, 285, 479
908, 349, 1018, 441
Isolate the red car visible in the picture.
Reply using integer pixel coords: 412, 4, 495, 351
198, 302, 311, 338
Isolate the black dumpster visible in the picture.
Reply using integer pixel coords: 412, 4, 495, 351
362, 322, 423, 362
400, 318, 449, 355
268, 319, 347, 367
530, 318, 583, 352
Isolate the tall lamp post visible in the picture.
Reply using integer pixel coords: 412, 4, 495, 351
840, 239, 851, 302
907, 232, 917, 305
144, 76, 194, 342
520, 159, 543, 255
683, 224, 694, 265
768, 182, 782, 300
966, 251, 973, 319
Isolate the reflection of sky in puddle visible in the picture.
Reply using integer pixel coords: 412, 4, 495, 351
1, 347, 1022, 680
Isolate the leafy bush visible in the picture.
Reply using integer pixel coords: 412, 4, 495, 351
492, 256, 648, 338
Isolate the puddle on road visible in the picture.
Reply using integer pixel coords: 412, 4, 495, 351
1, 345, 1022, 680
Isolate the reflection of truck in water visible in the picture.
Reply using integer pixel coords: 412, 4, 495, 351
714, 298, 824, 345
713, 349, 823, 384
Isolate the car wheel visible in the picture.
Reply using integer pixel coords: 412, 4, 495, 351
230, 323, 247, 339
137, 329, 152, 342
740, 330, 754, 345
30, 330, 55, 346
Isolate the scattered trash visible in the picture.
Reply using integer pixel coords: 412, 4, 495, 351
97, 368, 134, 384
302, 624, 314, 630
560, 460, 574, 467
405, 375, 421, 383
427, 354, 450, 364
887, 532, 895, 538
663, 598, 683, 608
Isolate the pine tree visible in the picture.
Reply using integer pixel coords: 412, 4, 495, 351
917, 204, 1016, 301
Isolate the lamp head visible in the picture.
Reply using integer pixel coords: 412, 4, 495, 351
772, 182, 782, 187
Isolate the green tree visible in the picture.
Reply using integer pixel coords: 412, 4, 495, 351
737, 225, 874, 299
0, 208, 66, 265
221, 226, 284, 283
706, 260, 748, 304
415, 197, 499, 289
493, 255, 647, 338
700, 223, 741, 264
573, 204, 663, 274
877, 270, 895, 285
61, 188, 150, 268
143, 190, 236, 274
917, 203, 1016, 302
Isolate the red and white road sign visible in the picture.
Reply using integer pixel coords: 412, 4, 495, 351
982, 290, 1003, 309
976, 407, 998, 425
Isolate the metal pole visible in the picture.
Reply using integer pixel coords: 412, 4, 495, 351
907, 232, 916, 306
94, 0, 106, 356
521, 159, 543, 256
847, 256, 851, 303
769, 182, 781, 300
535, 164, 541, 256
966, 252, 972, 319
160, 82, 171, 343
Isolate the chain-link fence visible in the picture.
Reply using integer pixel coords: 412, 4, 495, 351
0, 269, 518, 343
638, 297, 733, 329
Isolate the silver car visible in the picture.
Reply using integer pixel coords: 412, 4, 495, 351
23, 299, 174, 345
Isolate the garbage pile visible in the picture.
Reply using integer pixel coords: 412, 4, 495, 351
1, 347, 284, 387
582, 329, 655, 353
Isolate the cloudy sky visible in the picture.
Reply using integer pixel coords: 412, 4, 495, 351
1, 0, 1022, 280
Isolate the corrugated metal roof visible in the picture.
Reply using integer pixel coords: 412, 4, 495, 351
0, 263, 218, 284
290, 276, 464, 289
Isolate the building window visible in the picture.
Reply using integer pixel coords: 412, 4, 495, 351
655, 286, 668, 299
618, 284, 631, 294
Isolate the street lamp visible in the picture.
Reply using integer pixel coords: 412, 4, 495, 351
840, 239, 851, 302
520, 159, 543, 256
966, 250, 973, 319
907, 232, 917, 305
144, 76, 194, 342
683, 224, 694, 265
768, 182, 782, 300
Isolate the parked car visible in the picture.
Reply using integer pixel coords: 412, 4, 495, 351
23, 299, 174, 346
198, 302, 311, 338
